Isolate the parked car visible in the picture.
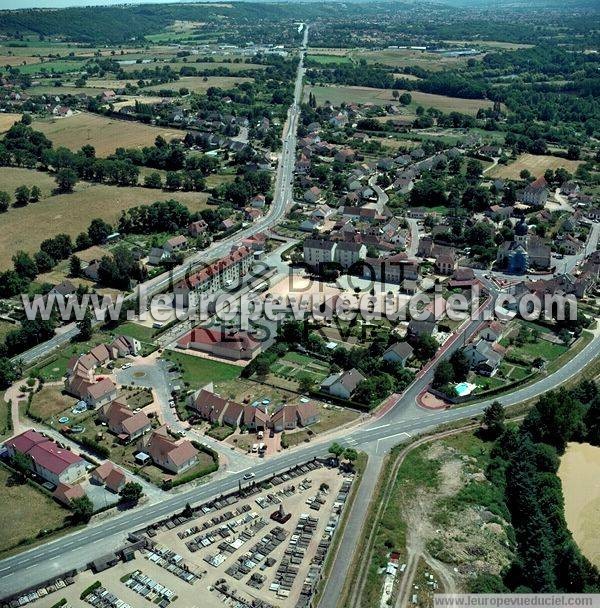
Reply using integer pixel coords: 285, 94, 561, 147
243, 472, 255, 480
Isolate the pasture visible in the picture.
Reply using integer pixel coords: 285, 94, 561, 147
489, 154, 582, 179
358, 48, 481, 71
142, 75, 253, 94
304, 84, 494, 115
121, 60, 265, 73
0, 177, 209, 268
0, 167, 58, 199
32, 112, 187, 156
0, 113, 22, 133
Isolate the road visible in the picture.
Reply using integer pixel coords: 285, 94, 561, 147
3, 25, 600, 602
12, 25, 309, 368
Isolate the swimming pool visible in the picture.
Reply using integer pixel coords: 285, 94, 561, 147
454, 382, 476, 397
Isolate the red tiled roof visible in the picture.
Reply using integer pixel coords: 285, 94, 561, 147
7, 430, 84, 475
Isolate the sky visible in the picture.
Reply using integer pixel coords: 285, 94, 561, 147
2, 0, 202, 9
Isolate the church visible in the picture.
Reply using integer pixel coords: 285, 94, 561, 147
496, 219, 552, 274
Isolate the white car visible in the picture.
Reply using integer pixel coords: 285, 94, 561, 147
121, 363, 132, 370
243, 472, 255, 480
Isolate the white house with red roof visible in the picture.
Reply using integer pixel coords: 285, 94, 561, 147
5, 429, 87, 486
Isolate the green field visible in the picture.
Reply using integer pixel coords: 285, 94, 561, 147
307, 54, 353, 65
163, 351, 240, 389
16, 60, 88, 75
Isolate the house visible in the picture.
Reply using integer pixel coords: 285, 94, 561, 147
407, 318, 436, 339
243, 405, 269, 431
191, 389, 244, 427
271, 404, 298, 432
83, 260, 101, 281
140, 426, 198, 474
250, 194, 266, 208
99, 399, 151, 443
110, 334, 140, 358
296, 402, 320, 427
520, 176, 548, 207
164, 235, 188, 253
241, 232, 267, 252
91, 461, 128, 493
177, 327, 261, 361
82, 377, 118, 408
334, 241, 367, 270
383, 342, 414, 366
480, 321, 503, 343
53, 482, 85, 506
334, 148, 356, 164
4, 429, 87, 486
304, 186, 323, 204
303, 238, 336, 270
49, 280, 76, 303
433, 246, 458, 275
147, 247, 169, 266
448, 267, 477, 289
188, 220, 208, 237
363, 253, 419, 284
560, 181, 580, 196
463, 339, 504, 376
320, 368, 365, 400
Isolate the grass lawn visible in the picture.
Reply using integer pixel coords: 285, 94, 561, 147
282, 405, 360, 448
0, 465, 67, 553
307, 53, 353, 65
32, 112, 187, 156
28, 386, 76, 420
0, 398, 13, 441
206, 424, 235, 441
0, 166, 59, 199
34, 331, 114, 381
162, 351, 240, 390
514, 339, 567, 361
111, 321, 156, 343
0, 320, 17, 343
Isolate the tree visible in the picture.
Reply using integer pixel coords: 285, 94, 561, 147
0, 357, 17, 389
12, 452, 31, 479
71, 495, 94, 522
449, 350, 470, 382
55, 167, 78, 193
343, 447, 358, 469
165, 171, 182, 191
12, 250, 38, 280
328, 442, 344, 459
76, 232, 92, 250
298, 373, 314, 394
119, 481, 143, 505
433, 360, 454, 387
399, 92, 412, 105
69, 255, 82, 277
77, 308, 93, 341
88, 218, 112, 245
0, 191, 9, 212
14, 185, 30, 206
144, 171, 162, 189
412, 335, 438, 361
481, 401, 505, 439
29, 185, 41, 202
34, 250, 54, 272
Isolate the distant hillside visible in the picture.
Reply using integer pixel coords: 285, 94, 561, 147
0, 2, 335, 44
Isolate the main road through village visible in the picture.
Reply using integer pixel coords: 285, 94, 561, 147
3, 23, 600, 603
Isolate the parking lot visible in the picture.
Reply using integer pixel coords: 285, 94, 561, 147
33, 462, 355, 608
